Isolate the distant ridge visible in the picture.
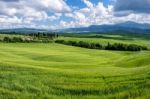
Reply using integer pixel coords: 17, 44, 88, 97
58, 21, 150, 34
0, 21, 150, 34
0, 28, 50, 33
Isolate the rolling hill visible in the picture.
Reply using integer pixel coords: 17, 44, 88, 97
0, 33, 150, 98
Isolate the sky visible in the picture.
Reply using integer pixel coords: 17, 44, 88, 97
0, 0, 150, 29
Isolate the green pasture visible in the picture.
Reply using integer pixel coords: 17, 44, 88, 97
0, 33, 150, 99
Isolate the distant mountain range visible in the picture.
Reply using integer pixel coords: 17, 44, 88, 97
0, 28, 50, 33
0, 21, 150, 34
58, 21, 150, 34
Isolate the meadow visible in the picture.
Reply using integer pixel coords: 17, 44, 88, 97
0, 33, 150, 99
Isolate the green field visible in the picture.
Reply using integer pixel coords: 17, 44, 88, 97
0, 33, 150, 99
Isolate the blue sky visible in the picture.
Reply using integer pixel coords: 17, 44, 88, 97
0, 0, 149, 29
66, 0, 110, 8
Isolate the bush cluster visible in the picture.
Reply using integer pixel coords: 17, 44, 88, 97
3, 36, 33, 43
55, 40, 148, 51
105, 43, 148, 51
55, 40, 103, 49
28, 33, 58, 39
2, 36, 54, 43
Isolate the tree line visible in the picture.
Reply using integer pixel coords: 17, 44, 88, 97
2, 36, 56, 43
55, 40, 148, 51
2, 36, 34, 43
0, 33, 59, 43
28, 32, 58, 39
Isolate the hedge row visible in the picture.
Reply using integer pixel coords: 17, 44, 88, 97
2, 36, 51, 43
3, 37, 26, 42
55, 40, 148, 51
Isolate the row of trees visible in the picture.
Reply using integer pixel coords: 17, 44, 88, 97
0, 32, 59, 39
2, 36, 34, 43
55, 40, 148, 51
105, 43, 148, 51
0, 33, 59, 43
55, 40, 103, 49
2, 36, 52, 43
28, 33, 58, 39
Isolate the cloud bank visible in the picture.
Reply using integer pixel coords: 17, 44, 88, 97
114, 0, 150, 14
0, 0, 149, 29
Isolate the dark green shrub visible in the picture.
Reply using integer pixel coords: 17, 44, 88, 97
55, 40, 148, 51
105, 43, 147, 51
55, 40, 65, 44
12, 37, 23, 42
3, 37, 12, 42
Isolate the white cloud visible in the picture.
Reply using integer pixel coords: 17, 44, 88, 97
0, 16, 22, 24
83, 0, 93, 8
61, 0, 113, 28
79, 8, 90, 14
36, 0, 72, 13
114, 0, 150, 14
0, 0, 71, 29
60, 0, 150, 29
0, 0, 150, 29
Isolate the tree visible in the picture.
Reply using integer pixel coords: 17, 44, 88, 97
3, 37, 12, 42
12, 37, 23, 42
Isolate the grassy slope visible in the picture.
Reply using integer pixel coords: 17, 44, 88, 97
0, 33, 150, 99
